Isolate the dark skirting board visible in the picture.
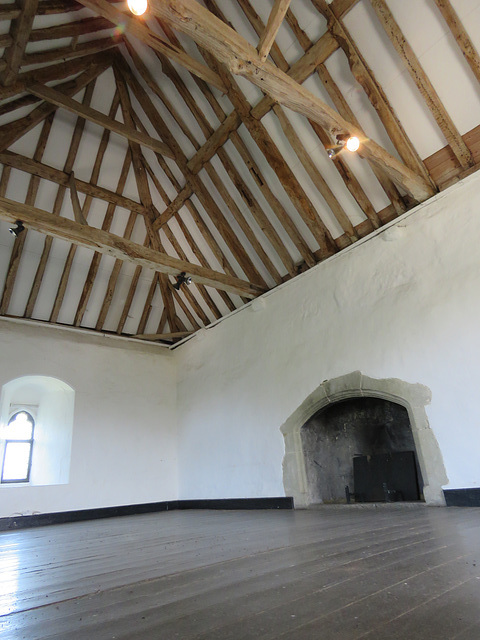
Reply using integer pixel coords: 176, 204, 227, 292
0, 497, 294, 531
443, 488, 480, 507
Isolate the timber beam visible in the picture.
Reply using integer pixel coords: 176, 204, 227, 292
0, 196, 266, 299
150, 0, 435, 202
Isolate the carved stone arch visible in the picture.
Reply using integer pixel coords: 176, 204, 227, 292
280, 371, 448, 507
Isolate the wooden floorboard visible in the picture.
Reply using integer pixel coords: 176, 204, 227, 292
0, 506, 480, 638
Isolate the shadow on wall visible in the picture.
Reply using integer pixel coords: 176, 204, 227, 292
0, 376, 75, 486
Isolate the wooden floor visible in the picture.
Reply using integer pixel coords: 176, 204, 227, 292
1, 506, 480, 639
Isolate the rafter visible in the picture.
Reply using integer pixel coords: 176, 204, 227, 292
118, 56, 267, 288
257, 0, 292, 62
1, 0, 39, 86
0, 60, 111, 152
432, 0, 480, 85
76, 0, 226, 92
311, 0, 435, 190
148, 26, 316, 268
74, 146, 132, 327
24, 85, 97, 318
151, 0, 434, 203
369, 0, 473, 170
0, 152, 149, 216
28, 82, 174, 158
0, 196, 266, 298
114, 64, 179, 334
0, 115, 52, 315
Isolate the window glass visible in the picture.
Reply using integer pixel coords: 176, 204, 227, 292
3, 412, 34, 440
2, 443, 32, 481
1, 411, 35, 483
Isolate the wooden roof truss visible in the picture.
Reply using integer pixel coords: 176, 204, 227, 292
0, 0, 478, 344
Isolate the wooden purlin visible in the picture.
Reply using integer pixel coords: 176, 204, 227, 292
0, 152, 149, 216
29, 15, 112, 41
1, 0, 39, 86
21, 37, 119, 70
369, 0, 473, 171
28, 82, 174, 158
0, 51, 117, 105
0, 115, 53, 316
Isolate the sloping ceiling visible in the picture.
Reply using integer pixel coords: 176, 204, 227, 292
0, 0, 479, 344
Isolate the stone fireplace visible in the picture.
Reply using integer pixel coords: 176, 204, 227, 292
281, 372, 448, 507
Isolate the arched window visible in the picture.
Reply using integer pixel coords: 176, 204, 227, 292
1, 411, 35, 483
0, 376, 75, 487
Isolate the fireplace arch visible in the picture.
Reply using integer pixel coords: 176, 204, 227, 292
280, 372, 447, 507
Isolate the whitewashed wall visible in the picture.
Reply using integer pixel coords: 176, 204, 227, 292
0, 322, 177, 517
175, 171, 480, 500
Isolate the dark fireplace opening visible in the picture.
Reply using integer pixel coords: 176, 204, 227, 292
301, 397, 423, 504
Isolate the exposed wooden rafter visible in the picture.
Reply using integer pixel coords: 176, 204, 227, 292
1, 0, 39, 86
76, 0, 227, 92
150, 0, 435, 202
0, 0, 477, 342
0, 196, 266, 299
257, 0, 292, 62
28, 82, 174, 158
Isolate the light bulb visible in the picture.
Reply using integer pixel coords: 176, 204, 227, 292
346, 136, 360, 152
127, 0, 147, 16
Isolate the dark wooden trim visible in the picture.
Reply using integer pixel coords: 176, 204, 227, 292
0, 497, 294, 530
444, 488, 480, 507
178, 497, 294, 511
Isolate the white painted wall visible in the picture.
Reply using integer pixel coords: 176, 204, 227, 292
2, 172, 480, 515
0, 322, 177, 517
175, 171, 480, 500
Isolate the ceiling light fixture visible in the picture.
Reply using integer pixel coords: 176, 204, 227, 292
127, 0, 147, 16
173, 272, 192, 291
9, 220, 25, 237
327, 134, 361, 160
345, 136, 360, 153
